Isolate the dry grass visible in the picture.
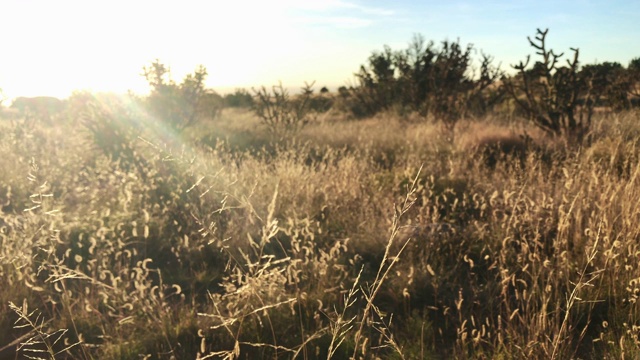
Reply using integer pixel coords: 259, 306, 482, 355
1, 100, 640, 359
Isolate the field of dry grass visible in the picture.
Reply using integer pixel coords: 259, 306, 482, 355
2, 98, 640, 359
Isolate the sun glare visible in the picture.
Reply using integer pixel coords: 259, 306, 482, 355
1, 0, 638, 100
1, 0, 310, 99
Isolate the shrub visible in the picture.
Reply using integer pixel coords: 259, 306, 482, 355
350, 34, 503, 135
142, 60, 222, 133
307, 92, 334, 113
252, 82, 316, 141
580, 62, 637, 111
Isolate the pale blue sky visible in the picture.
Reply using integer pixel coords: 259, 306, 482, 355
1, 0, 638, 100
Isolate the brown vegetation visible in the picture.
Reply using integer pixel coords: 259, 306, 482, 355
1, 30, 640, 359
2, 101, 640, 358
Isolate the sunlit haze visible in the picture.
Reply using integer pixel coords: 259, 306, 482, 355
1, 0, 638, 100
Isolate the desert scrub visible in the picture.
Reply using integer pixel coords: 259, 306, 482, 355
2, 91, 640, 359
252, 82, 317, 142
196, 186, 352, 358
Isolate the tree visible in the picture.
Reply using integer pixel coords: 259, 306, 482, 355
352, 45, 397, 117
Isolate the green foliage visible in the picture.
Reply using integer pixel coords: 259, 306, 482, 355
350, 34, 503, 129
504, 28, 593, 142
352, 45, 396, 117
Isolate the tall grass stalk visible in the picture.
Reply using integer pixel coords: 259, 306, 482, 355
351, 165, 422, 358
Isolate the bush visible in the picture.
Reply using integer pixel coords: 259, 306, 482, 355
307, 93, 334, 113
142, 60, 222, 133
73, 93, 141, 164
349, 34, 503, 133
223, 88, 254, 108
580, 62, 636, 111
252, 82, 316, 141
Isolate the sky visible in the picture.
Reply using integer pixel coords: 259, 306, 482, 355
1, 0, 639, 101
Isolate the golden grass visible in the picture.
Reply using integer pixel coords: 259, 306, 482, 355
2, 102, 640, 358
